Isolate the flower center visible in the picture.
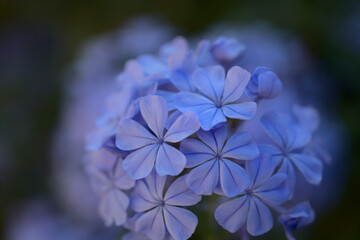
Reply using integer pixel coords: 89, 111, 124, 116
215, 153, 222, 160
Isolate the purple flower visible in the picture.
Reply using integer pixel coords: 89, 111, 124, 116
181, 124, 259, 197
215, 153, 289, 236
279, 201, 315, 240
130, 171, 201, 240
260, 112, 323, 198
175, 65, 257, 130
86, 149, 135, 226
245, 67, 282, 100
116, 95, 200, 179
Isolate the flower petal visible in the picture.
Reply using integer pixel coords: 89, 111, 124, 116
175, 91, 215, 113
164, 175, 202, 206
99, 189, 129, 227
164, 205, 198, 240
258, 143, 283, 166
260, 112, 288, 148
278, 159, 296, 199
164, 111, 200, 143
192, 65, 225, 102
186, 159, 219, 195
131, 180, 157, 212
180, 139, 214, 168
222, 66, 251, 104
113, 159, 135, 190
139, 95, 168, 138
156, 143, 186, 176
219, 159, 250, 197
116, 119, 157, 151
222, 132, 259, 160
255, 173, 289, 205
245, 153, 275, 188
157, 90, 177, 111
145, 170, 167, 200
122, 144, 159, 180
222, 102, 257, 120
247, 197, 273, 236
214, 195, 249, 233
197, 123, 227, 152
197, 107, 227, 131
286, 121, 311, 151
135, 207, 166, 240
289, 153, 323, 185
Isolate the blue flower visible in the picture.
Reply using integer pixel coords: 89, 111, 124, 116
175, 65, 257, 130
210, 37, 245, 64
116, 95, 200, 179
181, 124, 259, 197
86, 149, 135, 226
245, 67, 282, 100
279, 201, 315, 240
130, 171, 201, 240
260, 111, 323, 198
215, 153, 289, 236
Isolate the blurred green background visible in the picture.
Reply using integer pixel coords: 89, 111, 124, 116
0, 0, 359, 239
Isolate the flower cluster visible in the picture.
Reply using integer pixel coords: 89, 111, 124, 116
85, 36, 326, 240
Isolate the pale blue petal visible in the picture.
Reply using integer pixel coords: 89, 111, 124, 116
157, 90, 177, 111
279, 159, 296, 199
286, 121, 311, 151
247, 197, 273, 236
160, 36, 188, 60
156, 143, 186, 176
145, 170, 167, 200
219, 159, 250, 197
99, 189, 129, 227
214, 195, 249, 233
255, 173, 289, 205
192, 66, 225, 102
222, 102, 257, 120
222, 66, 251, 104
164, 111, 200, 143
113, 160, 135, 190
139, 95, 168, 138
293, 105, 320, 133
180, 139, 214, 168
261, 112, 288, 148
116, 119, 157, 151
197, 123, 227, 152
135, 207, 165, 240
122, 144, 159, 180
222, 132, 259, 160
122, 232, 149, 240
245, 154, 275, 188
258, 70, 282, 99
131, 180, 157, 212
210, 37, 245, 63
164, 205, 198, 240
258, 144, 283, 166
137, 54, 168, 75
197, 106, 227, 131
289, 153, 323, 185
175, 91, 216, 121
165, 110, 182, 130
164, 175, 202, 206
186, 159, 219, 195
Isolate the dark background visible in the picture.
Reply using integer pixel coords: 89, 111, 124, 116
0, 0, 359, 239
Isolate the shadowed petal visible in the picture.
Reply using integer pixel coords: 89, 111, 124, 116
164, 111, 200, 143
164, 175, 201, 206
193, 66, 225, 102
219, 159, 250, 197
123, 144, 159, 180
164, 205, 198, 240
131, 180, 157, 212
259, 144, 283, 166
245, 154, 275, 188
215, 195, 249, 233
289, 153, 323, 185
135, 207, 165, 240
222, 132, 259, 160
222, 102, 257, 120
197, 124, 227, 153
180, 139, 214, 168
186, 159, 219, 195
157, 90, 177, 111
286, 122, 311, 151
156, 143, 187, 176
222, 66, 251, 104
279, 159, 296, 199
247, 197, 273, 236
144, 170, 167, 200
140, 95, 168, 138
261, 112, 288, 148
116, 119, 157, 151
113, 160, 135, 190
99, 189, 129, 227
255, 173, 289, 205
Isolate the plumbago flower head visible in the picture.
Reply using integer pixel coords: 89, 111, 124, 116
83, 36, 328, 239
